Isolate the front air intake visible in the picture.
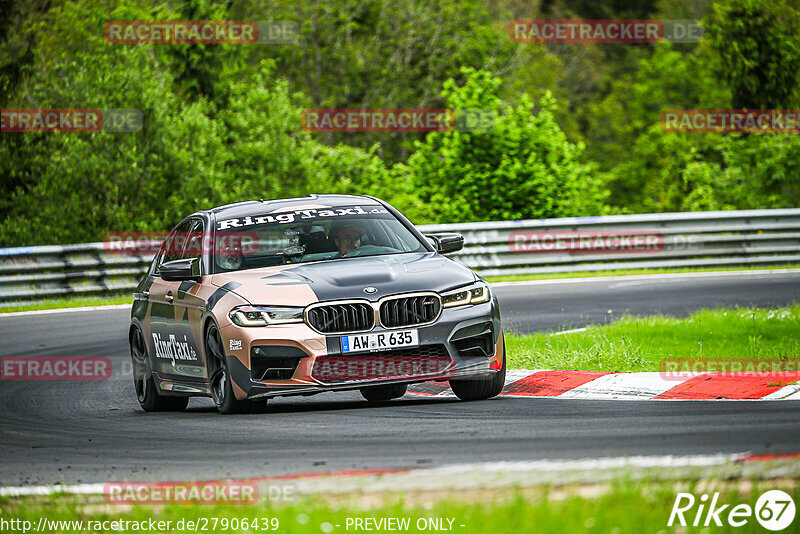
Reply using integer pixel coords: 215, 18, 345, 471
450, 321, 495, 359
250, 345, 306, 380
379, 293, 441, 328
306, 302, 374, 334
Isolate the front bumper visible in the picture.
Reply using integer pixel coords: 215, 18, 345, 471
218, 295, 503, 400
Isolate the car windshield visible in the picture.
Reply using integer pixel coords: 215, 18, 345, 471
212, 204, 427, 273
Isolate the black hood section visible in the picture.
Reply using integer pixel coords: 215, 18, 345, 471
270, 252, 476, 302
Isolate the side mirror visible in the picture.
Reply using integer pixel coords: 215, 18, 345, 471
425, 233, 464, 254
159, 258, 201, 282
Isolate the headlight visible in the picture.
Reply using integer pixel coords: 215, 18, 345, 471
440, 282, 491, 308
229, 305, 304, 327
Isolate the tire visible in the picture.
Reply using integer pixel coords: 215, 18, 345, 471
449, 343, 506, 401
360, 383, 408, 402
130, 327, 189, 412
206, 323, 256, 414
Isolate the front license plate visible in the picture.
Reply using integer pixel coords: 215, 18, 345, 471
341, 330, 419, 353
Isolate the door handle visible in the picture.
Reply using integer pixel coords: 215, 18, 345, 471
166, 291, 174, 303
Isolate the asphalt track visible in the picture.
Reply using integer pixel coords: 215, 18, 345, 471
1, 270, 799, 486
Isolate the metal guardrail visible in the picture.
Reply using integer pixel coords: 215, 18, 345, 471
1, 209, 799, 303
426, 208, 800, 277
0, 241, 153, 302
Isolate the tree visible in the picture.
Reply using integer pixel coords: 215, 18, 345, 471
707, 0, 800, 109
395, 68, 608, 224
588, 41, 730, 210
240, 0, 559, 162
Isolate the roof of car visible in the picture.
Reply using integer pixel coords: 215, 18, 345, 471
204, 194, 382, 219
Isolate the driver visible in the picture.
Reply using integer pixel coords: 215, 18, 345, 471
332, 225, 366, 257
216, 241, 243, 271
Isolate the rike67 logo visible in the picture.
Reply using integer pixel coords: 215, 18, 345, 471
669, 490, 796, 531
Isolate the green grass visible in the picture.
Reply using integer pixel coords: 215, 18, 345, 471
505, 304, 800, 372
485, 264, 800, 283
0, 479, 794, 534
0, 294, 133, 313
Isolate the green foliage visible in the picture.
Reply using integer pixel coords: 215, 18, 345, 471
164, 0, 248, 102
603, 127, 800, 213
706, 0, 800, 109
506, 304, 800, 372
0, 1, 206, 243
585, 41, 729, 174
0, 1, 396, 245
715, 133, 800, 208
596, 33, 800, 213
396, 69, 608, 224
245, 0, 553, 163
1, 0, 799, 246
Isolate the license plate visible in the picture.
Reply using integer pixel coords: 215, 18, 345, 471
341, 330, 418, 353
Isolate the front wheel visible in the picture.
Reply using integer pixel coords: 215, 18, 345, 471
449, 343, 506, 401
130, 327, 188, 412
206, 323, 257, 414
360, 383, 408, 402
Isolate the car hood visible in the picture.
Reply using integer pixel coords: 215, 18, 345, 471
209, 252, 477, 306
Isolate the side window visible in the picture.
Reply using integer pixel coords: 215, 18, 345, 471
160, 220, 193, 267
149, 243, 166, 276
182, 219, 204, 269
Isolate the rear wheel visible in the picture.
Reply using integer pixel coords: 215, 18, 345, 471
130, 327, 188, 412
360, 383, 408, 402
206, 323, 256, 414
449, 343, 506, 401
